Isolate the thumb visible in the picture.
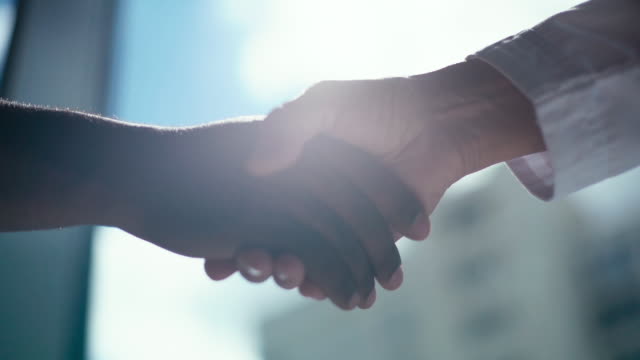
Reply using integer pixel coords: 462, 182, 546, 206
247, 105, 328, 176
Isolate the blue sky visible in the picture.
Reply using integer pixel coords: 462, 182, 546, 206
110, 1, 269, 127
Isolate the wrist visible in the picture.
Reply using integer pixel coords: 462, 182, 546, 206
465, 59, 546, 174
93, 124, 168, 228
98, 119, 259, 231
422, 60, 546, 178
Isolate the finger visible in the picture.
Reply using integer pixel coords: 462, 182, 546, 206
379, 265, 404, 291
273, 254, 305, 289
311, 135, 429, 240
291, 143, 402, 287
235, 205, 360, 309
211, 164, 360, 307
279, 224, 359, 309
203, 259, 237, 281
272, 169, 376, 303
358, 288, 377, 309
236, 249, 273, 283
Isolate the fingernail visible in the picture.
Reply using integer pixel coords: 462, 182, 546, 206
410, 213, 430, 240
275, 270, 289, 283
383, 266, 404, 291
359, 289, 377, 309
247, 266, 263, 278
274, 270, 296, 290
274, 255, 304, 289
237, 251, 271, 282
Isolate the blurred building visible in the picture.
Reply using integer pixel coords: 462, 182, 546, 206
582, 225, 640, 360
261, 166, 637, 360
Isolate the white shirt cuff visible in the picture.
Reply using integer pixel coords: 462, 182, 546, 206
471, 27, 640, 200
506, 152, 554, 200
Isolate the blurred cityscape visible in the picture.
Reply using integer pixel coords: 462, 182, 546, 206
262, 166, 640, 360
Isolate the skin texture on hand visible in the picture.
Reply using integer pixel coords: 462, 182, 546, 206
234, 59, 545, 303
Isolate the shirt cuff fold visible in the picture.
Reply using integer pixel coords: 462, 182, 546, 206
469, 26, 638, 200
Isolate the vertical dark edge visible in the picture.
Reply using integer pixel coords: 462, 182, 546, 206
71, 226, 96, 360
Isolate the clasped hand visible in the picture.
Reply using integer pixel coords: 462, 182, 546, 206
126, 60, 524, 310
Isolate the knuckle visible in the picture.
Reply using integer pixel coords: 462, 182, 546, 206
302, 80, 343, 105
308, 80, 339, 94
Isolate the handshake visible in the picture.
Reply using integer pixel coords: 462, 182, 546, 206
116, 60, 543, 310
0, 60, 544, 310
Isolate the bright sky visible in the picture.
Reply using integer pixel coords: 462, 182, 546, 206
223, 0, 576, 103
87, 1, 584, 360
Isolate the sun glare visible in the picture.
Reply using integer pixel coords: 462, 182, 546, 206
221, 0, 579, 103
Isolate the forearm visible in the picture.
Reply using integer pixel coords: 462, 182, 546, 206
455, 60, 546, 174
0, 99, 269, 232
0, 100, 158, 231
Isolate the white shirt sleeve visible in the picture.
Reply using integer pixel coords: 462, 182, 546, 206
470, 0, 640, 200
